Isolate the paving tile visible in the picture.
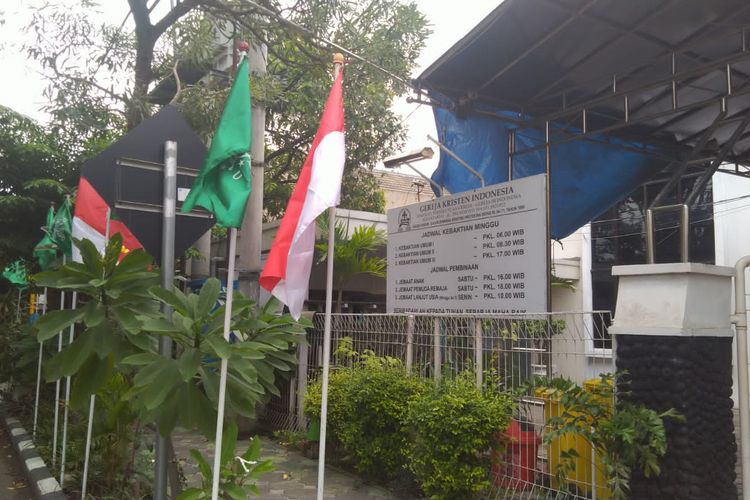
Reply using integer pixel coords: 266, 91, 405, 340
172, 428, 404, 499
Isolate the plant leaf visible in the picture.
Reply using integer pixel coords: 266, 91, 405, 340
196, 277, 220, 318
34, 307, 86, 341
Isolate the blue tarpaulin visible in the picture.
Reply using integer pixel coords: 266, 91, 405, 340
431, 106, 667, 239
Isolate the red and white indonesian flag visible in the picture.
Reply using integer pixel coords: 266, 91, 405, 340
260, 70, 345, 319
72, 177, 143, 263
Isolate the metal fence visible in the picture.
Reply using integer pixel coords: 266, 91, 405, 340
260, 311, 615, 499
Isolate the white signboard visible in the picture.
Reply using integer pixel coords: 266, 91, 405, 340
386, 174, 547, 314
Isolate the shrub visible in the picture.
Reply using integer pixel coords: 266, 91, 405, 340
303, 367, 354, 447
341, 356, 427, 478
304, 353, 427, 479
407, 372, 515, 499
542, 373, 681, 500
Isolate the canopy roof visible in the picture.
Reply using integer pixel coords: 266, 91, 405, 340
414, 0, 750, 238
417, 0, 750, 171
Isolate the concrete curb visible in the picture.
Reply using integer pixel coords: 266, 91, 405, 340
2, 414, 66, 500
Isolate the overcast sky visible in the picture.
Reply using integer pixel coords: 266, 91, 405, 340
0, 0, 501, 176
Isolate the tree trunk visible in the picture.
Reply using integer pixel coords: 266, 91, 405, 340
126, 0, 156, 129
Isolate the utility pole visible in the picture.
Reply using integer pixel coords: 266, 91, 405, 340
238, 38, 267, 303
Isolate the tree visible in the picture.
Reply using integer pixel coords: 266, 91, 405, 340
316, 219, 386, 312
0, 106, 80, 268
25, 0, 430, 218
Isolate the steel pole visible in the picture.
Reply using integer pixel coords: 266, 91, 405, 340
679, 204, 689, 263
733, 255, 750, 500
154, 140, 177, 500
645, 209, 655, 264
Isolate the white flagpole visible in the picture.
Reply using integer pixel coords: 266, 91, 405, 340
33, 288, 47, 439
316, 53, 343, 500
82, 208, 109, 500
52, 256, 67, 468
210, 226, 238, 500
59, 290, 77, 486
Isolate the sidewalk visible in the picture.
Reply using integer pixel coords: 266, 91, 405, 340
171, 430, 401, 500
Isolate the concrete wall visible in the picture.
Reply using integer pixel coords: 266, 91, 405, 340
713, 171, 750, 405
550, 225, 614, 384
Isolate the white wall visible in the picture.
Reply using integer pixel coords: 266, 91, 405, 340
713, 172, 750, 405
549, 226, 614, 383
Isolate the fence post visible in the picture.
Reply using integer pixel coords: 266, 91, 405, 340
474, 319, 483, 389
406, 315, 414, 374
433, 318, 441, 382
295, 338, 309, 431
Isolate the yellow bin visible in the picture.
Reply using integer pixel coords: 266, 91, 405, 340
536, 378, 611, 499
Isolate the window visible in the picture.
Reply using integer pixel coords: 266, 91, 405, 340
590, 176, 715, 348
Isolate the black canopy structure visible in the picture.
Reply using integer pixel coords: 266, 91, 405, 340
418, 0, 750, 169
413, 0, 750, 260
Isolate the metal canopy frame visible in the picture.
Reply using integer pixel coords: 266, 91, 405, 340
414, 0, 750, 265
415, 0, 750, 182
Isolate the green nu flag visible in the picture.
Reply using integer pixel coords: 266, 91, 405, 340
181, 56, 252, 228
2, 260, 27, 288
33, 205, 57, 271
50, 196, 73, 257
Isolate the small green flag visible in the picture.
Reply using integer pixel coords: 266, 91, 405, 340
2, 260, 27, 288
49, 196, 73, 257
33, 205, 57, 271
181, 56, 252, 228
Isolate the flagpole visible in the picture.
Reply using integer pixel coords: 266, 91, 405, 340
59, 290, 77, 486
15, 288, 21, 322
316, 52, 344, 500
210, 226, 238, 500
52, 255, 67, 469
81, 207, 109, 500
33, 288, 47, 440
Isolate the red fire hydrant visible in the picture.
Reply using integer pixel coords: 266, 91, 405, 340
493, 419, 541, 490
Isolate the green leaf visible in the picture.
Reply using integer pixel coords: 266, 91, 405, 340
220, 422, 239, 467
248, 459, 275, 477
158, 390, 180, 436
71, 355, 111, 408
149, 286, 190, 316
45, 330, 96, 380
196, 277, 220, 318
34, 268, 94, 289
35, 307, 86, 341
90, 323, 117, 358
142, 363, 181, 410
139, 315, 179, 333
111, 306, 142, 334
204, 334, 231, 359
180, 383, 217, 438
75, 238, 104, 277
111, 248, 153, 276
175, 488, 205, 500
82, 300, 105, 327
190, 449, 212, 483
121, 352, 163, 366
178, 349, 202, 381
242, 436, 261, 461
222, 483, 246, 500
